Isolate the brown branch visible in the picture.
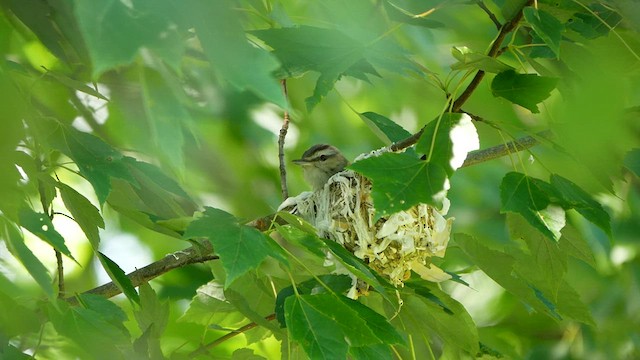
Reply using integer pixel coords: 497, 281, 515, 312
66, 239, 218, 304
279, 79, 291, 200
476, 0, 501, 30
451, 0, 533, 112
188, 314, 277, 358
461, 130, 552, 168
391, 0, 533, 153
56, 250, 65, 298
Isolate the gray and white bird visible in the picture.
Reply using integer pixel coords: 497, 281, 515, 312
292, 144, 349, 190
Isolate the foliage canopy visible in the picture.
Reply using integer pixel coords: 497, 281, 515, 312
0, 0, 639, 359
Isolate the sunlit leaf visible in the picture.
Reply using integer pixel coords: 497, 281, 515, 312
491, 70, 557, 113
624, 148, 640, 177
59, 183, 104, 248
350, 152, 448, 217
0, 215, 54, 300
18, 207, 76, 261
184, 207, 287, 287
559, 224, 596, 268
383, 0, 444, 28
523, 7, 563, 57
568, 4, 622, 39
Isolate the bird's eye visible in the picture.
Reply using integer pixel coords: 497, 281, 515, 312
319, 155, 327, 161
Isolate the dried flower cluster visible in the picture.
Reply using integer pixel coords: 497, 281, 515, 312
284, 169, 454, 289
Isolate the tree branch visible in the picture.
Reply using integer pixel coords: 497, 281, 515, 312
461, 130, 552, 168
476, 0, 501, 30
66, 240, 218, 304
279, 79, 291, 200
391, 0, 533, 153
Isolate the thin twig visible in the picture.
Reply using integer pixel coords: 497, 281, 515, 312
188, 314, 277, 358
69, 94, 112, 143
476, 0, 502, 30
278, 80, 291, 200
56, 250, 65, 298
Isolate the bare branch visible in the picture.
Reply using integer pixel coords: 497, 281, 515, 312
279, 79, 291, 200
66, 240, 218, 304
461, 130, 552, 168
56, 250, 64, 298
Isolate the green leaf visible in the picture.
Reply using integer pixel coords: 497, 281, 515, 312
59, 183, 104, 248
415, 113, 479, 176
624, 148, 640, 177
568, 4, 622, 40
508, 214, 567, 300
285, 293, 401, 358
276, 224, 326, 259
348, 344, 393, 360
133, 283, 169, 359
253, 26, 368, 110
359, 111, 412, 145
275, 275, 354, 327
491, 70, 558, 113
97, 252, 140, 305
48, 299, 133, 359
500, 172, 558, 241
0, 289, 40, 337
451, 46, 514, 73
50, 125, 137, 205
18, 207, 76, 261
44, 70, 108, 100
550, 174, 611, 236
74, 0, 185, 77
559, 224, 596, 268
184, 207, 286, 287
349, 152, 448, 217
178, 281, 237, 326
141, 67, 188, 172
523, 7, 563, 57
0, 216, 54, 300
400, 283, 479, 355
184, 0, 284, 107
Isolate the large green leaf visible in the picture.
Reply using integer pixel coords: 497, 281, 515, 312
550, 174, 611, 236
0, 216, 54, 300
59, 183, 104, 248
523, 7, 563, 57
415, 112, 479, 176
184, 0, 284, 107
500, 172, 558, 241
133, 283, 169, 359
349, 152, 448, 217
184, 207, 286, 287
74, 0, 185, 77
624, 148, 640, 177
48, 298, 134, 359
559, 224, 596, 268
491, 70, 558, 113
383, 0, 444, 28
507, 214, 567, 299
141, 67, 188, 172
394, 286, 479, 355
285, 293, 401, 359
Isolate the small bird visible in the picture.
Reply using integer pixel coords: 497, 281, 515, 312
293, 144, 349, 190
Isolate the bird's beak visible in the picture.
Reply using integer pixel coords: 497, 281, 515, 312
292, 159, 310, 165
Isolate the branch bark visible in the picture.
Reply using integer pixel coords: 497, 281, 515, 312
278, 79, 291, 200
